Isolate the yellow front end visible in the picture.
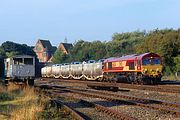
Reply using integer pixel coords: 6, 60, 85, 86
141, 65, 163, 77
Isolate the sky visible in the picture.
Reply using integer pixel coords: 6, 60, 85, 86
0, 0, 180, 46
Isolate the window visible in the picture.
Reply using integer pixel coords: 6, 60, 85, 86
142, 57, 161, 65
13, 58, 23, 65
152, 58, 161, 65
108, 62, 112, 69
24, 58, 33, 65
142, 58, 150, 65
129, 62, 135, 70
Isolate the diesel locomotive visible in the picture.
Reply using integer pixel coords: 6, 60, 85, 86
41, 53, 163, 84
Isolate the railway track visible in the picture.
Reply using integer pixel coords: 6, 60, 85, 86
57, 88, 180, 116
42, 88, 136, 120
36, 83, 180, 117
55, 86, 180, 108
38, 78, 180, 94
50, 99, 86, 120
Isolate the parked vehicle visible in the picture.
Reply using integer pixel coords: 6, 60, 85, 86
4, 55, 35, 85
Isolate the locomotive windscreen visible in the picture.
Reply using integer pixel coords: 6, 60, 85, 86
142, 57, 161, 65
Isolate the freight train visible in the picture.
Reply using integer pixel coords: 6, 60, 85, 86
41, 53, 163, 84
4, 55, 35, 85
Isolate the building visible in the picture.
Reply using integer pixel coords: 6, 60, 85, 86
48, 42, 73, 63
33, 39, 56, 62
58, 43, 73, 54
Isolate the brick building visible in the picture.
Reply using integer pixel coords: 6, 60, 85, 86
58, 43, 73, 54
33, 39, 56, 62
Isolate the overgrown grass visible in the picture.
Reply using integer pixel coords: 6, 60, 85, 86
10, 87, 45, 120
0, 84, 47, 120
0, 84, 71, 120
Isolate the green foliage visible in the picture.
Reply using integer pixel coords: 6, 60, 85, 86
0, 29, 179, 77
52, 49, 69, 64
174, 56, 180, 73
0, 41, 36, 58
107, 30, 145, 57
136, 29, 180, 75
0, 48, 5, 57
51, 29, 180, 76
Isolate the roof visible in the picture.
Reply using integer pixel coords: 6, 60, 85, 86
105, 53, 160, 62
60, 43, 73, 52
39, 39, 53, 51
52, 46, 57, 53
6, 55, 35, 59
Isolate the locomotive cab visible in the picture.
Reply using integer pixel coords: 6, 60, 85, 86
140, 53, 163, 84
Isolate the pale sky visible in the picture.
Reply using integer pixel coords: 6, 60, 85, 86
0, 0, 180, 46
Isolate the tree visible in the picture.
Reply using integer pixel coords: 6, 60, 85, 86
174, 56, 180, 79
52, 49, 69, 64
136, 29, 180, 76
0, 41, 36, 58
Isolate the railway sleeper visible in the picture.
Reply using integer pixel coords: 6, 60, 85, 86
66, 89, 180, 117
43, 90, 136, 120
39, 84, 180, 109
50, 99, 85, 120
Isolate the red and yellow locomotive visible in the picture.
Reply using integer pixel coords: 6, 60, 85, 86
103, 53, 163, 84
41, 52, 163, 85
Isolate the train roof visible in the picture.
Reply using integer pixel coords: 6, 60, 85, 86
5, 55, 35, 60
104, 53, 160, 62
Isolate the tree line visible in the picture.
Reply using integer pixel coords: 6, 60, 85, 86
52, 29, 180, 77
0, 28, 179, 77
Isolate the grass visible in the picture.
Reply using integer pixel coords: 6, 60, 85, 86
10, 87, 45, 120
0, 84, 46, 120
0, 83, 72, 120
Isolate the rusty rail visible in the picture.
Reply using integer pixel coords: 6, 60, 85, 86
64, 89, 180, 116
49, 91, 136, 120
38, 78, 180, 94
67, 87, 180, 108
50, 99, 85, 120
35, 82, 180, 117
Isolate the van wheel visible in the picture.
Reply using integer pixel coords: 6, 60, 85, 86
28, 79, 34, 86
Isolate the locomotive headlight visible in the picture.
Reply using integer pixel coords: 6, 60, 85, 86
156, 68, 161, 74
142, 68, 148, 74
